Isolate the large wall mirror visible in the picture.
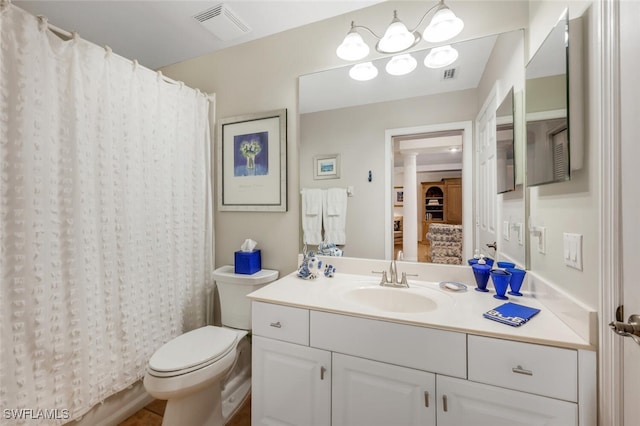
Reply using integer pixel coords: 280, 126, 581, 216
299, 29, 525, 262
525, 11, 570, 187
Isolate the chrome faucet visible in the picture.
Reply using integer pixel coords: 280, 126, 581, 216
372, 261, 414, 288
388, 260, 398, 285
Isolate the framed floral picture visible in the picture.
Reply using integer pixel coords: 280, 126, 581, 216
313, 154, 340, 180
218, 109, 287, 211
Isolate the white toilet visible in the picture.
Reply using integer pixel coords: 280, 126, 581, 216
143, 265, 278, 426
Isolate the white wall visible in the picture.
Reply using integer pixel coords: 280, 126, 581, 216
159, 0, 537, 276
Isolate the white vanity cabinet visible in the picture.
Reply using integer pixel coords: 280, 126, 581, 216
436, 375, 578, 425
252, 336, 331, 426
332, 353, 436, 426
251, 301, 593, 426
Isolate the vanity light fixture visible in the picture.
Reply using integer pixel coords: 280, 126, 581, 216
336, 0, 464, 60
424, 45, 459, 69
349, 62, 379, 81
385, 54, 417, 76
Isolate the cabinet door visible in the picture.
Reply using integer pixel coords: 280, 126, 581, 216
252, 336, 331, 426
332, 353, 436, 426
437, 375, 577, 426
445, 183, 462, 224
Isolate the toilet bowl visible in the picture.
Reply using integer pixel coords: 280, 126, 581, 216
143, 266, 278, 426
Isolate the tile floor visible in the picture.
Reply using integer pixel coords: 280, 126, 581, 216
118, 396, 251, 426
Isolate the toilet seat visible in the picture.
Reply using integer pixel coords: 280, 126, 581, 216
147, 326, 239, 378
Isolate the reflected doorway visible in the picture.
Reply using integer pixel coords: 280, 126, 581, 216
385, 121, 473, 263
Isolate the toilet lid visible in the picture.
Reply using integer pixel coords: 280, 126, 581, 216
148, 326, 239, 374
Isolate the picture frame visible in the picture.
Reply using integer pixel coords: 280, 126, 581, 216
313, 154, 340, 180
217, 109, 287, 212
394, 187, 404, 207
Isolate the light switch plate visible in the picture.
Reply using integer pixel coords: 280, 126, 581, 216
516, 223, 524, 245
563, 233, 583, 270
536, 226, 546, 254
503, 221, 510, 241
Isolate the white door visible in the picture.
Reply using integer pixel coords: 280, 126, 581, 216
476, 90, 498, 258
620, 1, 640, 423
436, 375, 577, 426
332, 353, 436, 426
252, 336, 331, 426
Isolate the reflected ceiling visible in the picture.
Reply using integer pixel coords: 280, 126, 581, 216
299, 34, 498, 114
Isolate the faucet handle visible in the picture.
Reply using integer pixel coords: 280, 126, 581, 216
400, 272, 418, 287
372, 270, 390, 285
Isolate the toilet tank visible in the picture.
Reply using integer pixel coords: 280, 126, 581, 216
212, 265, 279, 330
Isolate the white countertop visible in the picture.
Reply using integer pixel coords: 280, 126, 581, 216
248, 270, 594, 351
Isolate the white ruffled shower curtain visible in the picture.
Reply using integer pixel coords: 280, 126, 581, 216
0, 3, 213, 422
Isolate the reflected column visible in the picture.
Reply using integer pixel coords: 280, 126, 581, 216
402, 152, 418, 261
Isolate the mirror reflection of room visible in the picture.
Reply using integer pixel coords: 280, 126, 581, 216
393, 131, 463, 264
299, 29, 524, 263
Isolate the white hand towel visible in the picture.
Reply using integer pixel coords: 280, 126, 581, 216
323, 188, 347, 244
301, 188, 323, 244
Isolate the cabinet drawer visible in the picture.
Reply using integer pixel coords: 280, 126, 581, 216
310, 311, 466, 378
252, 302, 309, 345
468, 335, 577, 402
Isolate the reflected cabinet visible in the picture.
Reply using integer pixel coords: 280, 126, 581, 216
422, 178, 462, 236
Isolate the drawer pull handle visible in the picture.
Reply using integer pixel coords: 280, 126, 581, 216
512, 365, 533, 376
269, 321, 282, 328
442, 395, 448, 412
320, 366, 326, 380
424, 391, 430, 408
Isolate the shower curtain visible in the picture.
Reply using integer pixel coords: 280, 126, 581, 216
0, 3, 213, 423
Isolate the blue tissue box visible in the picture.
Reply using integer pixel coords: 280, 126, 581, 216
234, 250, 261, 274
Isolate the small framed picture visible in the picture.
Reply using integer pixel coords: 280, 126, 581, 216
313, 154, 340, 180
394, 187, 404, 207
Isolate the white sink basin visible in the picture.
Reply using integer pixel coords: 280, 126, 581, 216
342, 286, 439, 313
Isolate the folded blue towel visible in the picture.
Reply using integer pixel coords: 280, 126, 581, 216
483, 302, 540, 327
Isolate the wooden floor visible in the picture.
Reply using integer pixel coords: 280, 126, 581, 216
118, 395, 251, 426
395, 242, 431, 262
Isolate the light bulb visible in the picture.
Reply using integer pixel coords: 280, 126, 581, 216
424, 45, 459, 68
385, 54, 417, 76
336, 30, 370, 61
423, 5, 464, 43
349, 62, 378, 81
377, 11, 418, 53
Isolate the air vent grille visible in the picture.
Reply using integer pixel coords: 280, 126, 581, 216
193, 3, 251, 41
442, 68, 457, 80
194, 4, 224, 23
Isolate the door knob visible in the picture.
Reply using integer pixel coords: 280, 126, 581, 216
486, 241, 497, 250
609, 314, 640, 345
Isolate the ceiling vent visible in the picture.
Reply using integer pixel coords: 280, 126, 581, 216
442, 68, 457, 80
193, 3, 251, 41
